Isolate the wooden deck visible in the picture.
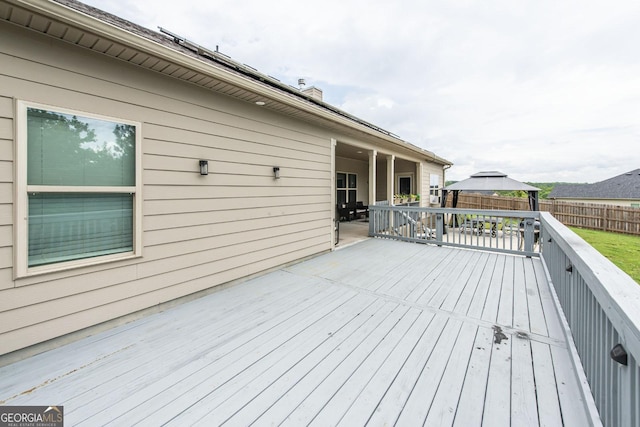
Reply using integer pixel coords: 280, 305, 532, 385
0, 239, 593, 426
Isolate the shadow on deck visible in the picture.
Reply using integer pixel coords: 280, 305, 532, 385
0, 239, 594, 425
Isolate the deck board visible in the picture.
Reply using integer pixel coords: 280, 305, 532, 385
511, 336, 539, 425
423, 321, 478, 426
482, 327, 513, 426
0, 238, 595, 425
452, 326, 493, 426
531, 341, 563, 426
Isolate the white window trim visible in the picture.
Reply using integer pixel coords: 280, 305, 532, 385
395, 173, 414, 195
429, 173, 441, 204
337, 171, 358, 202
15, 100, 143, 278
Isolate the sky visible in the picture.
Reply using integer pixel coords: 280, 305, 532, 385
82, 0, 640, 183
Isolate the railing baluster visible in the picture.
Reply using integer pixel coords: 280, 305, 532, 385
366, 205, 639, 425
367, 205, 540, 256
540, 212, 640, 426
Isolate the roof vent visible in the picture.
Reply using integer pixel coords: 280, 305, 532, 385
298, 78, 306, 90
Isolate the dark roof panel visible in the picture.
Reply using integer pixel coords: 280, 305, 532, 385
445, 171, 540, 192
548, 169, 640, 199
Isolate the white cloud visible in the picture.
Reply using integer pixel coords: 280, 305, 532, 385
84, 0, 640, 183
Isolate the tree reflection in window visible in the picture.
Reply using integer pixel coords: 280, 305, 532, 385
27, 108, 135, 187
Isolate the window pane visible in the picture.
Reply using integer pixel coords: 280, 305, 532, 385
399, 177, 411, 194
28, 193, 133, 267
348, 190, 357, 202
337, 190, 347, 204
348, 174, 357, 188
27, 108, 135, 186
336, 173, 346, 189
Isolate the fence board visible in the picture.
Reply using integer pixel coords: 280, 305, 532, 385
446, 194, 640, 236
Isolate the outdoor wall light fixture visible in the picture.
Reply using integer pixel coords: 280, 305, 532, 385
199, 160, 209, 176
610, 343, 628, 366
273, 167, 280, 179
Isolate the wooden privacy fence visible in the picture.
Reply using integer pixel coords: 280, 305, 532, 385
446, 193, 640, 236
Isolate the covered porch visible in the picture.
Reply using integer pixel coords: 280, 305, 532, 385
0, 238, 595, 425
334, 141, 447, 211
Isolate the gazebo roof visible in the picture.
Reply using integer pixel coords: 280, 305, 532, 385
444, 171, 540, 192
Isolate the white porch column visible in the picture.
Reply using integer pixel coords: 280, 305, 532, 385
387, 155, 395, 205
416, 161, 424, 207
369, 150, 377, 206
330, 138, 337, 249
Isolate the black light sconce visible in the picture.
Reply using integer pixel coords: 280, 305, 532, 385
199, 160, 208, 176
273, 167, 280, 180
610, 343, 628, 366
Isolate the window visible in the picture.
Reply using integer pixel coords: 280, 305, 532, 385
430, 174, 440, 204
398, 176, 412, 195
337, 172, 357, 204
16, 101, 142, 276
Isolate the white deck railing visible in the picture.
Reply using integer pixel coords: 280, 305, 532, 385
368, 205, 540, 256
369, 206, 640, 425
540, 212, 640, 427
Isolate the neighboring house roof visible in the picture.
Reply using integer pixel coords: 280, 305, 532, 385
6, 0, 451, 166
549, 169, 640, 199
444, 171, 540, 192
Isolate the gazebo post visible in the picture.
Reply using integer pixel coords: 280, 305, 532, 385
440, 190, 448, 208
528, 191, 539, 211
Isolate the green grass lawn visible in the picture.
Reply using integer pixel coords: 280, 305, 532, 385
569, 227, 640, 284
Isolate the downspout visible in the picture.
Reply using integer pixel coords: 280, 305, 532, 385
441, 164, 452, 207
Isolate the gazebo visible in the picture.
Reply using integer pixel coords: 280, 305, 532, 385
441, 171, 540, 211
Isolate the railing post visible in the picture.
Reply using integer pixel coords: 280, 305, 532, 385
369, 209, 374, 236
436, 213, 444, 243
523, 218, 534, 253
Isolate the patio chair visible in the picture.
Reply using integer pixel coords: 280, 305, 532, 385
347, 200, 357, 220
337, 203, 352, 221
355, 201, 369, 219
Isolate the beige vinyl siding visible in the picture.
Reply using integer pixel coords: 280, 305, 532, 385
0, 22, 334, 355
335, 156, 369, 203
0, 96, 12, 291
421, 162, 445, 206
375, 159, 389, 202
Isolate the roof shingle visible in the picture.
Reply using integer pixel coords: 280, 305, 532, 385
549, 169, 640, 199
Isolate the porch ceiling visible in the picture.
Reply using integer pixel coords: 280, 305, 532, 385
335, 143, 370, 162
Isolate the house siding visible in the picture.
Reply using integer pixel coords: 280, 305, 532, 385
0, 21, 336, 356
0, 11, 451, 357
421, 162, 445, 206
0, 95, 13, 291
